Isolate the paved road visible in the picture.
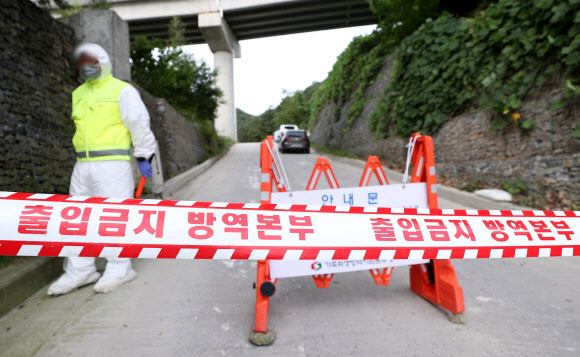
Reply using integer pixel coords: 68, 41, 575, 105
1, 143, 578, 356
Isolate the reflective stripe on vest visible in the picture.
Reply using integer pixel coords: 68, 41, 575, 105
72, 75, 132, 162
76, 149, 131, 158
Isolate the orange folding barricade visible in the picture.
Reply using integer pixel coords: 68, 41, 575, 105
252, 134, 465, 342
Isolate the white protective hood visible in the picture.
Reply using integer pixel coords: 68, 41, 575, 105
74, 43, 112, 80
72, 43, 157, 160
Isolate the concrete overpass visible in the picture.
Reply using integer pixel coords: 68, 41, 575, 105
60, 0, 377, 140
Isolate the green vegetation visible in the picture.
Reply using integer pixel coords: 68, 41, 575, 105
574, 124, 580, 138
196, 120, 230, 157
131, 39, 221, 123
235, 1, 489, 140
370, 0, 440, 44
308, 0, 489, 131
236, 108, 254, 126
369, 0, 492, 45
276, 85, 320, 130
371, 0, 580, 137
248, 0, 578, 142
308, 31, 393, 129
502, 178, 528, 195
237, 110, 268, 143
0, 257, 16, 270
130, 17, 226, 157
459, 178, 484, 192
238, 83, 320, 142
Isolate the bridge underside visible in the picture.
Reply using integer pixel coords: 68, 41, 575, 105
129, 0, 376, 44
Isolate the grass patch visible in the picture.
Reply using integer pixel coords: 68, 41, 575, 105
459, 178, 484, 192
0, 256, 17, 270
502, 178, 528, 195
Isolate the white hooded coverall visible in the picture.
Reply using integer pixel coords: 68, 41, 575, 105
48, 43, 156, 295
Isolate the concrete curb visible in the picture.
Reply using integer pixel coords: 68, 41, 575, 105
0, 257, 63, 317
311, 148, 530, 210
162, 146, 231, 200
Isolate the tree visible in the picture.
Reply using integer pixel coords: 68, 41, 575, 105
370, 0, 440, 44
168, 16, 186, 47
237, 82, 320, 142
236, 108, 255, 125
273, 91, 309, 129
370, 0, 492, 44
130, 18, 225, 155
130, 35, 221, 122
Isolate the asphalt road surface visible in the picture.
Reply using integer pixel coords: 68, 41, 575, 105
1, 143, 578, 356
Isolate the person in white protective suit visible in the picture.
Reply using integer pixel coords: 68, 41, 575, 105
47, 43, 157, 296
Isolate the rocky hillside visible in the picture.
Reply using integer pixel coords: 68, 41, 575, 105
310, 56, 579, 209
310, 0, 580, 210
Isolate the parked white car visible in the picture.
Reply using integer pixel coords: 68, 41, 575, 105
274, 124, 299, 142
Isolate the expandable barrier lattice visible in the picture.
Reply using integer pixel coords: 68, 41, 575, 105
253, 134, 465, 337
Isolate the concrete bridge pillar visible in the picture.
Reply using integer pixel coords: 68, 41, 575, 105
199, 12, 241, 141
213, 50, 236, 139
62, 10, 131, 82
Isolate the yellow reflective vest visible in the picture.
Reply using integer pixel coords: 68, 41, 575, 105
71, 74, 131, 162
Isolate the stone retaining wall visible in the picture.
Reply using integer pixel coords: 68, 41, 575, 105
0, 0, 208, 193
137, 87, 207, 179
310, 56, 580, 210
0, 0, 77, 194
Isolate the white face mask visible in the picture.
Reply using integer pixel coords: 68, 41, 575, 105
79, 64, 101, 82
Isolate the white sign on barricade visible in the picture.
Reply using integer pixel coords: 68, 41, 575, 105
270, 183, 432, 277
271, 183, 428, 209
269, 258, 428, 279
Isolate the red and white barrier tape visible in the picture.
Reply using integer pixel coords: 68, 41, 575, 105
0, 192, 578, 260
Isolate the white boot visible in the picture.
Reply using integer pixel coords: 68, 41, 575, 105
94, 258, 137, 293
48, 257, 100, 296
48, 271, 101, 296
